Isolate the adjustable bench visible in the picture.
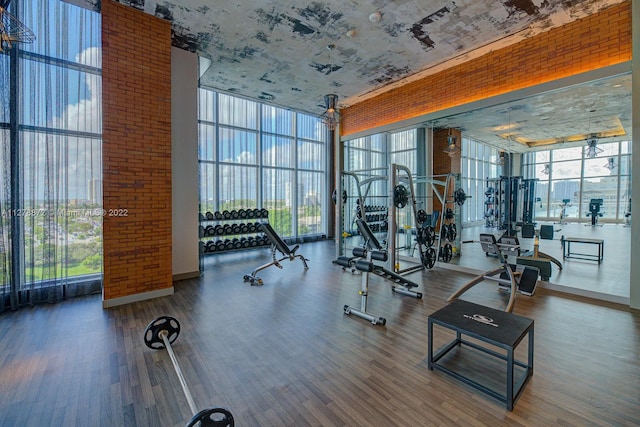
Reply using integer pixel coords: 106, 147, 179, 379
243, 222, 309, 285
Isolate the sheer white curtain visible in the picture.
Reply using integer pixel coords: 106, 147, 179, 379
1, 0, 102, 312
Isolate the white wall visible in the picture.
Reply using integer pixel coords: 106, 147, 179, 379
631, 0, 639, 309
171, 47, 200, 278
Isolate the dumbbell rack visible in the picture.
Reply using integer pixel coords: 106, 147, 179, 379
199, 208, 270, 256
357, 203, 389, 233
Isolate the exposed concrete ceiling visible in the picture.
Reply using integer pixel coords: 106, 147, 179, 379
428, 72, 632, 153
79, 0, 631, 150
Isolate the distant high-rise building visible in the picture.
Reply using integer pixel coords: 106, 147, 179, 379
88, 178, 102, 205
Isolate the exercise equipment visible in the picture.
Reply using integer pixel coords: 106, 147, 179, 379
586, 198, 603, 226
449, 234, 539, 312
340, 220, 422, 326
393, 184, 409, 208
556, 199, 571, 224
243, 222, 309, 285
143, 316, 234, 427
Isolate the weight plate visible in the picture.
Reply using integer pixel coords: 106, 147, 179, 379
423, 247, 436, 269
231, 210, 239, 219
186, 407, 235, 427
247, 209, 255, 219
260, 208, 268, 218
393, 184, 409, 208
252, 208, 260, 218
216, 240, 225, 252
416, 209, 428, 225
205, 211, 214, 220
239, 209, 247, 219
143, 316, 180, 350
454, 188, 467, 206
222, 210, 231, 219
440, 243, 453, 263
214, 211, 222, 220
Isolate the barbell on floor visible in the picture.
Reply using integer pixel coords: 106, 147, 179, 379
143, 316, 234, 427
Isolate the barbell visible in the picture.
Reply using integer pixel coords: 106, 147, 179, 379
143, 316, 235, 427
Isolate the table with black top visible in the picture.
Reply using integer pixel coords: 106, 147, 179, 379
428, 300, 534, 410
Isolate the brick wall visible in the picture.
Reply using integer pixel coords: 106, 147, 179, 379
341, 2, 631, 137
432, 128, 461, 221
101, 1, 173, 302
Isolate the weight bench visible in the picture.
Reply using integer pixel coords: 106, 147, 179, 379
243, 222, 309, 286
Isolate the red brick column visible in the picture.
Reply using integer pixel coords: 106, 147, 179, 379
101, 1, 173, 305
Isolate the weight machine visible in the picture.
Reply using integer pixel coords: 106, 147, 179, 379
449, 234, 539, 312
389, 165, 466, 275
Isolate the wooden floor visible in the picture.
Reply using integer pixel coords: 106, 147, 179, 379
1, 240, 639, 426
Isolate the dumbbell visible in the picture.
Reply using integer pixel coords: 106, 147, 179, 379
222, 210, 231, 219
205, 225, 215, 237
143, 317, 234, 427
239, 209, 247, 219
215, 240, 226, 252
223, 224, 233, 235
230, 210, 239, 219
247, 209, 255, 219
232, 223, 241, 234
224, 239, 234, 250
215, 225, 224, 236
214, 211, 223, 220
232, 238, 242, 249
205, 241, 216, 253
240, 223, 249, 233
260, 208, 268, 218
205, 211, 214, 220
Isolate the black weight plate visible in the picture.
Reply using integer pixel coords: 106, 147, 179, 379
215, 225, 224, 235
224, 240, 234, 250
206, 241, 216, 253
143, 316, 180, 350
260, 208, 268, 218
425, 226, 436, 247
416, 209, 428, 225
440, 243, 453, 263
216, 240, 225, 251
222, 210, 231, 219
239, 209, 247, 219
252, 208, 260, 218
246, 209, 255, 219
232, 224, 241, 234
230, 210, 239, 219
214, 211, 223, 220
424, 247, 437, 269
205, 211, 214, 220
240, 224, 249, 233
186, 407, 235, 427
223, 224, 233, 234
394, 184, 409, 208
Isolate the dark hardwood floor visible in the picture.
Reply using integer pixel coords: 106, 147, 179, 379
1, 240, 639, 426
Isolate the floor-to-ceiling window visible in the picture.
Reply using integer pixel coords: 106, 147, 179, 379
197, 87, 328, 239
461, 138, 499, 224
0, 0, 102, 313
522, 141, 632, 222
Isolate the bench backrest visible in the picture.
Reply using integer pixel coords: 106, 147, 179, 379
355, 219, 382, 250
260, 222, 291, 255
